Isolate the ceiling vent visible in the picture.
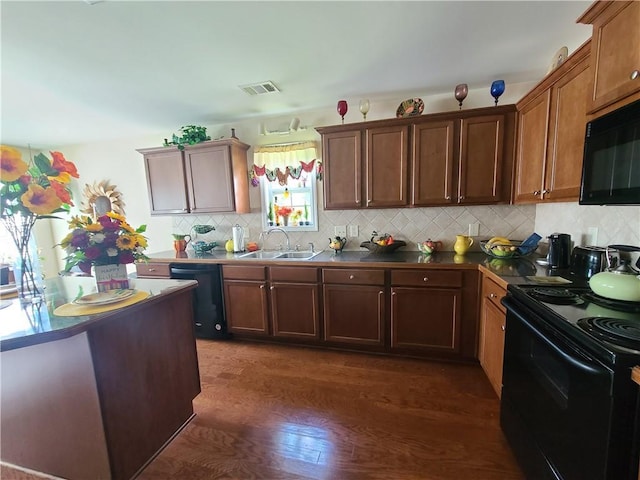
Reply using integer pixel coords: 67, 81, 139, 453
239, 81, 280, 96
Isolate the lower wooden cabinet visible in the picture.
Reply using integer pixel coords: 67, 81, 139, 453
222, 265, 269, 336
390, 269, 463, 356
479, 274, 507, 397
269, 267, 320, 340
322, 268, 385, 347
135, 262, 171, 278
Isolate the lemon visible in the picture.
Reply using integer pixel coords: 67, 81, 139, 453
225, 239, 234, 252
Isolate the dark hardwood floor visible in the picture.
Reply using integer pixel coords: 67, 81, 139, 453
2, 339, 524, 480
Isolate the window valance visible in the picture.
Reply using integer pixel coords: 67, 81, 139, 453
252, 141, 319, 185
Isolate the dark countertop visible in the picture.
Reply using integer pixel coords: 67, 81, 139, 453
145, 248, 582, 287
0, 276, 197, 351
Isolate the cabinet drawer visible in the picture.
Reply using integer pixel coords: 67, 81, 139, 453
482, 275, 507, 313
222, 265, 266, 281
136, 262, 170, 278
322, 268, 384, 286
391, 269, 462, 288
269, 266, 318, 283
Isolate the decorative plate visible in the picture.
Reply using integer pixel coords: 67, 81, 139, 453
396, 98, 424, 118
74, 289, 136, 306
547, 46, 568, 74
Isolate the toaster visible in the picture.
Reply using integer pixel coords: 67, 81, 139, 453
570, 246, 619, 279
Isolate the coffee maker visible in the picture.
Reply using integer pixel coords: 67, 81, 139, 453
547, 233, 572, 269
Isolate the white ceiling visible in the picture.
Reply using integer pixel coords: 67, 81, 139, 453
1, 0, 593, 148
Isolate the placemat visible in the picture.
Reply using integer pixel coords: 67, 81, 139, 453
54, 290, 150, 317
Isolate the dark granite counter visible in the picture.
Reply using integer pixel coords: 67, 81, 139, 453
0, 276, 197, 351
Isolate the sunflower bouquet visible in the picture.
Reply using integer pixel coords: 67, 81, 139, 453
59, 212, 148, 274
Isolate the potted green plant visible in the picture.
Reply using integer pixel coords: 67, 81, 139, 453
163, 125, 211, 150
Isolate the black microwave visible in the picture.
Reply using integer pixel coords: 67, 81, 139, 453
580, 98, 640, 205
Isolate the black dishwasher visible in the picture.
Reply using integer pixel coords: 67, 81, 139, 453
169, 264, 229, 339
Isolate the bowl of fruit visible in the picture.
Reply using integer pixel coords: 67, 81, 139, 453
417, 239, 443, 255
360, 232, 407, 254
480, 236, 537, 259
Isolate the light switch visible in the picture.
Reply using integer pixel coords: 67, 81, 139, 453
348, 225, 359, 237
468, 223, 480, 237
335, 225, 347, 237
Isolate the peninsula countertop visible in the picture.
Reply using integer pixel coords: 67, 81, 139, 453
0, 276, 197, 351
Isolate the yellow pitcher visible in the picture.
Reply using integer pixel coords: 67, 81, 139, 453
454, 234, 474, 255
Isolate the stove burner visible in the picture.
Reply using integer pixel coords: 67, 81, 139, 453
530, 287, 584, 305
581, 292, 640, 313
578, 317, 640, 350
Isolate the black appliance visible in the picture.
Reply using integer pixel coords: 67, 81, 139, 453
570, 245, 620, 279
501, 282, 640, 480
547, 233, 572, 269
580, 98, 640, 205
170, 264, 229, 339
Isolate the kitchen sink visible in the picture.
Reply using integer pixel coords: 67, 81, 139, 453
238, 250, 322, 260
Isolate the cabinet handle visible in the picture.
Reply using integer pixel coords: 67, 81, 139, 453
489, 293, 497, 298
349, 274, 355, 280
148, 268, 156, 272
423, 277, 429, 282
631, 70, 639, 80
542, 189, 550, 194
445, 195, 451, 200
458, 196, 464, 202
270, 286, 274, 290
501, 325, 506, 331
260, 284, 265, 289
533, 190, 541, 195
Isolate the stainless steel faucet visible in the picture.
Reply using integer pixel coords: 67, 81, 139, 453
263, 227, 291, 251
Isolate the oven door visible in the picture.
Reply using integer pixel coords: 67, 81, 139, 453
501, 298, 614, 480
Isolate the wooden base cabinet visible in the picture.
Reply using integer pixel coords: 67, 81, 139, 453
269, 267, 320, 340
322, 268, 385, 347
223, 265, 269, 336
390, 269, 463, 357
478, 274, 507, 398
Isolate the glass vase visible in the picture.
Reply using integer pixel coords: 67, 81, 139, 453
1, 214, 43, 303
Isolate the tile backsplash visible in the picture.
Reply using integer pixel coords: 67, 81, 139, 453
173, 203, 537, 253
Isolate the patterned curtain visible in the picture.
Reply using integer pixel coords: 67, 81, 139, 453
252, 141, 319, 186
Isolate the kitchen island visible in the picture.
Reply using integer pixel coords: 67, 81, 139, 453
1, 276, 200, 480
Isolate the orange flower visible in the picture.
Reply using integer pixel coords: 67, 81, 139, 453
1, 145, 28, 182
50, 151, 79, 178
20, 184, 63, 215
50, 180, 74, 206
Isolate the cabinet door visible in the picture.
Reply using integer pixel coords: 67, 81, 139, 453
323, 284, 384, 346
479, 300, 506, 398
184, 145, 235, 213
323, 130, 362, 209
411, 121, 456, 205
270, 283, 320, 340
458, 115, 505, 204
545, 58, 591, 202
365, 125, 409, 207
224, 280, 269, 335
390, 287, 461, 354
143, 150, 189, 215
514, 91, 550, 202
585, 1, 640, 112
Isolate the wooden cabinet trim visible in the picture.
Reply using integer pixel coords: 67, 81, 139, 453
269, 266, 318, 283
222, 265, 267, 281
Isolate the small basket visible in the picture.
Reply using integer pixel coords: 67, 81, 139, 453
360, 240, 407, 254
480, 240, 537, 259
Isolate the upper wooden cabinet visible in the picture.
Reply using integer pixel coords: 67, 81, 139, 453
578, 1, 640, 114
317, 105, 516, 209
137, 138, 250, 216
514, 41, 591, 204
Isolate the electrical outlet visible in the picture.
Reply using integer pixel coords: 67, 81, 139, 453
334, 225, 347, 237
468, 223, 480, 237
348, 224, 359, 237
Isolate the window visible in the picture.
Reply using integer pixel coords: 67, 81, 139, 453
253, 142, 319, 232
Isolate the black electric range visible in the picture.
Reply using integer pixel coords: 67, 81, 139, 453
506, 283, 640, 367
501, 282, 640, 480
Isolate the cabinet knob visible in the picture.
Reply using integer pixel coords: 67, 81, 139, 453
149, 268, 156, 272
423, 277, 429, 282
489, 293, 497, 298
445, 195, 451, 200
260, 284, 265, 289
349, 274, 355, 280
631, 70, 639, 80
270, 286, 274, 290
501, 325, 506, 331
542, 189, 550, 194
533, 190, 541, 195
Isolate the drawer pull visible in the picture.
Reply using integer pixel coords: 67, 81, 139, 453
423, 277, 429, 282
501, 325, 506, 331
349, 274, 355, 280
489, 293, 497, 298
631, 70, 639, 80
149, 268, 156, 272
533, 190, 541, 195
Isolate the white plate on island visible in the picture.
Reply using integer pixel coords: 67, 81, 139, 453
74, 289, 136, 306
